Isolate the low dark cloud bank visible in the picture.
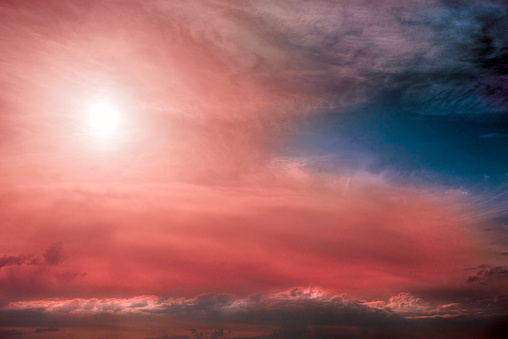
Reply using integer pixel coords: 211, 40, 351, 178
1, 288, 507, 338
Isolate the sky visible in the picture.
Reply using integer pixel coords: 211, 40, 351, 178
0, 0, 507, 338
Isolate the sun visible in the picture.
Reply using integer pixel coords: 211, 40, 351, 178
87, 100, 122, 137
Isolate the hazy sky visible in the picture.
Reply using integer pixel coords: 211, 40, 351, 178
0, 1, 507, 338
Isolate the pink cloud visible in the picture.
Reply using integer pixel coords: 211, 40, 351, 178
0, 170, 488, 301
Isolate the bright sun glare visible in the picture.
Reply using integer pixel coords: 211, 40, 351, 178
88, 100, 121, 137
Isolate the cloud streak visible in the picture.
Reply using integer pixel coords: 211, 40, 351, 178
0, 243, 65, 269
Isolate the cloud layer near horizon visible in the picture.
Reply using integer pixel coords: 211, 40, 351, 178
1, 287, 507, 338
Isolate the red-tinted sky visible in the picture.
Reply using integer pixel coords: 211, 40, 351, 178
1, 1, 507, 338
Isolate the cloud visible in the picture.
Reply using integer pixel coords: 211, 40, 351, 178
0, 256, 26, 269
34, 327, 59, 333
0, 243, 83, 302
0, 242, 66, 274
2, 0, 506, 186
467, 265, 508, 284
385, 293, 429, 315
0, 287, 475, 322
0, 243, 65, 270
42, 242, 64, 266
0, 1, 507, 337
0, 175, 488, 303
0, 330, 25, 336
374, 0, 508, 116
0, 287, 505, 338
